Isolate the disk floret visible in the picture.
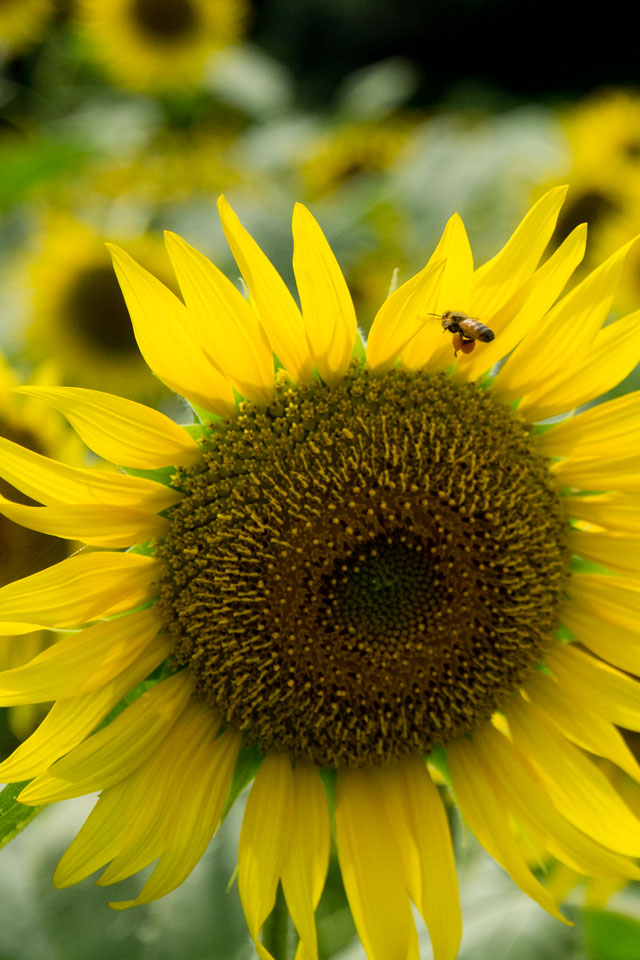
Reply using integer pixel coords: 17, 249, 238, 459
158, 367, 569, 767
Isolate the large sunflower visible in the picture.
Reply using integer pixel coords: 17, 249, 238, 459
2, 188, 640, 960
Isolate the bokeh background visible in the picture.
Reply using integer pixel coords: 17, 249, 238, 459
1, 1, 640, 958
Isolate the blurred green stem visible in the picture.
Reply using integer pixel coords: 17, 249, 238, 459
262, 884, 291, 960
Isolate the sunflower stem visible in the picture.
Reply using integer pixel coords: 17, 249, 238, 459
262, 884, 291, 960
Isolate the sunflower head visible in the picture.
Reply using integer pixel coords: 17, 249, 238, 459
2, 187, 640, 960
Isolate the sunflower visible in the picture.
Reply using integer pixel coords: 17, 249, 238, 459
2, 187, 640, 960
76, 0, 248, 93
0, 0, 54, 53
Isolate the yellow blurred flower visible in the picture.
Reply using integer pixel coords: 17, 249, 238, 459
0, 0, 54, 53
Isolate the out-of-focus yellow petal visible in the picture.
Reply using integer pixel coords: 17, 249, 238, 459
374, 756, 461, 960
280, 764, 330, 960
552, 453, 640, 492
568, 573, 640, 631
447, 734, 566, 921
0, 436, 180, 511
0, 494, 168, 547
564, 494, 640, 534
493, 237, 636, 404
0, 607, 163, 705
519, 309, 640, 421
0, 632, 170, 781
0, 552, 158, 632
469, 186, 568, 317
164, 231, 275, 405
563, 599, 640, 675
535, 391, 640, 459
108, 244, 237, 417
218, 196, 314, 384
15, 385, 201, 469
474, 722, 640, 879
292, 203, 357, 385
570, 529, 640, 577
506, 695, 640, 856
19, 670, 192, 804
238, 753, 295, 958
525, 670, 640, 781
336, 767, 419, 960
366, 259, 445, 374
547, 643, 640, 732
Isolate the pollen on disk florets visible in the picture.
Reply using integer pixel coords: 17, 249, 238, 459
158, 366, 569, 768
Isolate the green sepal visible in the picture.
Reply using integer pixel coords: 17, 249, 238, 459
221, 741, 265, 821
427, 743, 452, 785
583, 908, 640, 960
121, 464, 179, 487
0, 781, 41, 850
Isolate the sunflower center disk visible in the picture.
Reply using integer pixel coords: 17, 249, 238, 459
159, 368, 569, 767
131, 0, 199, 40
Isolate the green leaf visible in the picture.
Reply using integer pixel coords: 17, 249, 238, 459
584, 908, 640, 960
0, 782, 41, 850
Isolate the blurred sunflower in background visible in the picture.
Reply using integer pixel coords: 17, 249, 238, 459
0, 0, 55, 54
76, 0, 249, 92
2, 188, 640, 960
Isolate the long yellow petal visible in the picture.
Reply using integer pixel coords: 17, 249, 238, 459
0, 436, 180, 511
218, 195, 314, 384
336, 767, 419, 960
570, 529, 640, 576
562, 599, 640, 675
15, 386, 202, 469
0, 494, 168, 548
564, 493, 640, 534
524, 670, 640, 780
108, 244, 237, 417
567, 573, 640, 632
164, 231, 275, 405
19, 670, 193, 804
238, 753, 295, 958
0, 632, 170, 780
519, 308, 640, 421
552, 453, 640, 492
475, 722, 640, 879
0, 552, 158, 631
0, 607, 163, 705
374, 757, 461, 960
469, 186, 568, 317
292, 203, 357, 385
281, 765, 330, 960
546, 643, 640, 733
506, 695, 640, 856
535, 391, 640, 459
447, 735, 566, 921
493, 237, 636, 403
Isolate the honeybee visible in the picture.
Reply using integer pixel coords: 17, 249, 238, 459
430, 311, 495, 357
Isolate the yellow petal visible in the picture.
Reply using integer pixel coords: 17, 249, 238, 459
447, 734, 566, 921
0, 607, 163, 705
218, 196, 314, 384
0, 494, 168, 548
552, 453, 640, 493
109, 714, 241, 907
562, 598, 640, 675
546, 643, 640, 733
564, 494, 640, 534
469, 186, 568, 318
568, 573, 640, 631
164, 231, 275, 405
19, 670, 192, 804
336, 767, 419, 960
292, 203, 357, 385
506, 695, 640, 856
474, 722, 640, 880
0, 436, 180, 511
519, 308, 640, 421
238, 753, 295, 955
493, 236, 636, 403
570, 529, 640, 576
366, 259, 445, 374
15, 386, 202, 469
108, 243, 236, 417
0, 632, 170, 781
0, 552, 158, 631
524, 669, 640, 781
281, 765, 330, 960
374, 757, 461, 960
535, 391, 640, 459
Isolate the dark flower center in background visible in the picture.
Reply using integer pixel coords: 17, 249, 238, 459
64, 265, 139, 355
159, 367, 569, 767
131, 0, 199, 41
